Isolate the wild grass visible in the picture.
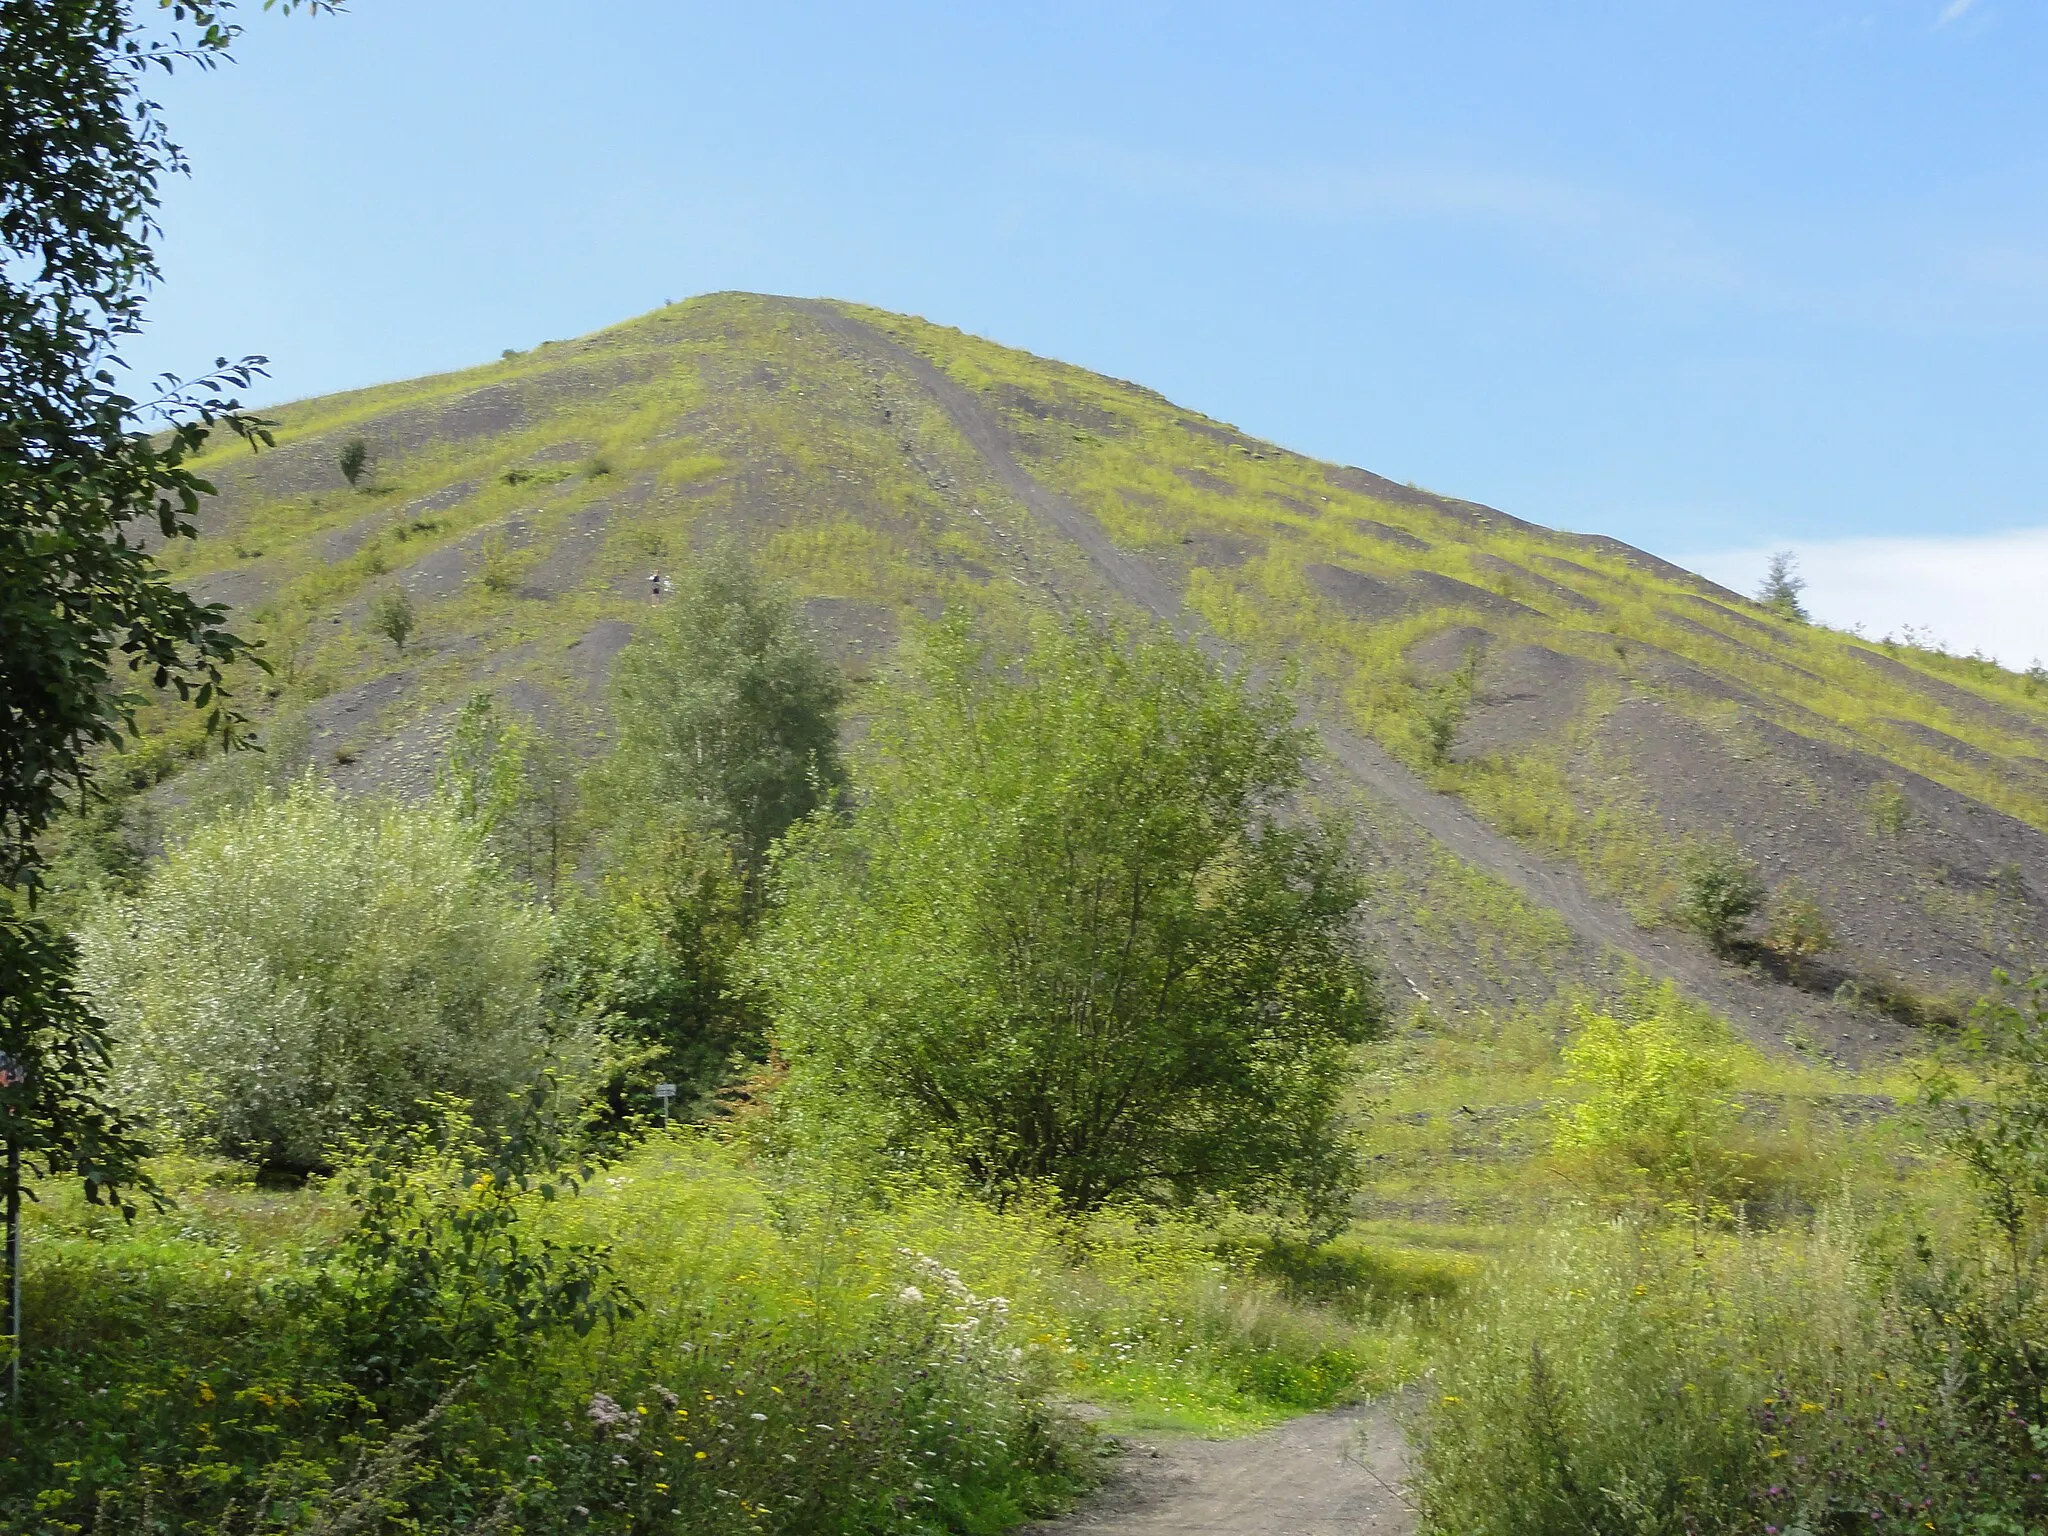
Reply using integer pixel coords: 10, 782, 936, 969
6, 1129, 1405, 1534
1409, 1204, 2043, 1536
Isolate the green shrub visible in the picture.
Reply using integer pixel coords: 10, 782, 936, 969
1251, 1234, 1471, 1317
1869, 779, 1912, 837
475, 529, 520, 594
1417, 646, 1481, 766
78, 780, 593, 1170
1551, 987, 1742, 1208
1835, 968, 1970, 1031
1762, 879, 1835, 974
1675, 840, 1763, 954
439, 690, 580, 900
337, 436, 370, 488
556, 821, 763, 1107
368, 584, 415, 653
319, 1101, 642, 1420
755, 614, 1380, 1226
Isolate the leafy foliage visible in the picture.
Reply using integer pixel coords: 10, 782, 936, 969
1923, 971, 2048, 1282
1412, 1220, 2048, 1536
0, 1131, 1390, 1533
1868, 779, 1912, 837
557, 824, 763, 1107
1414, 973, 2048, 1536
0, 912, 156, 1211
1419, 644, 1482, 766
368, 584, 415, 654
1675, 839, 1764, 954
756, 616, 1381, 1225
608, 548, 846, 888
1762, 879, 1836, 973
319, 1100, 640, 1421
78, 780, 586, 1170
336, 435, 369, 488
440, 691, 579, 901
0, 0, 341, 890
1551, 987, 1742, 1205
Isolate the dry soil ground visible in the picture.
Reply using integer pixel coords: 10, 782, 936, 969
1018, 1404, 1415, 1536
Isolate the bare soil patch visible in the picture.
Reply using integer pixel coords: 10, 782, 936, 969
1470, 553, 1601, 614
1852, 650, 2048, 750
1561, 532, 1750, 604
1348, 518, 1431, 552
1403, 625, 1495, 678
1175, 467, 1236, 495
1178, 530, 1258, 569
1306, 563, 1409, 621
1017, 1404, 1413, 1536
1410, 570, 1537, 619
1459, 645, 1600, 758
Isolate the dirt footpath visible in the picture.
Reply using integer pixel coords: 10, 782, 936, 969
1017, 1403, 1415, 1536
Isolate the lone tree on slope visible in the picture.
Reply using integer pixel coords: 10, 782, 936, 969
1758, 549, 1809, 621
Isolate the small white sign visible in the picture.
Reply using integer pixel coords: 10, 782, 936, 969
652, 1082, 677, 1099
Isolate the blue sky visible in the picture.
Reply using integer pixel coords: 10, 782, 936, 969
133, 1, 2048, 659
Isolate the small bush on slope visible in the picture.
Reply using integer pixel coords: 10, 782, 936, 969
77, 779, 598, 1170
1675, 840, 1765, 955
1551, 986, 1745, 1212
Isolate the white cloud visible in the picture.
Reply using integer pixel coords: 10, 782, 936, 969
1937, 0, 1982, 26
1682, 528, 2048, 669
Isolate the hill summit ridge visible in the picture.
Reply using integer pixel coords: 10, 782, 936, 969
163, 291, 2048, 1057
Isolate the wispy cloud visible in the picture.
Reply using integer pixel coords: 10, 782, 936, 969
1937, 0, 1982, 26
1040, 140, 1742, 294
1035, 137, 2048, 338
1683, 527, 2048, 667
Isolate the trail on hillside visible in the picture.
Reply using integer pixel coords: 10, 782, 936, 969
1017, 1404, 1414, 1536
795, 301, 1883, 1060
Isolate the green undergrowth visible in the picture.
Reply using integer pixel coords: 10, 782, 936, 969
5, 1131, 1413, 1534
1393, 970, 2048, 1534
1348, 980, 1934, 1270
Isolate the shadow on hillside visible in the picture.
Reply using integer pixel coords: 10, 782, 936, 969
1725, 940, 1972, 1034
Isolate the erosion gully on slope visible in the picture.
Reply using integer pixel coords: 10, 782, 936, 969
794, 299, 1897, 1065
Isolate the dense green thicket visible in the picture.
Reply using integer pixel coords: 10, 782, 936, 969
0, 595, 1411, 1531
756, 616, 1380, 1225
77, 780, 594, 1171
556, 825, 762, 1111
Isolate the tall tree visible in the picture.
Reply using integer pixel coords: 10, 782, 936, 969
607, 548, 847, 890
754, 616, 1382, 1229
1, 0, 334, 1406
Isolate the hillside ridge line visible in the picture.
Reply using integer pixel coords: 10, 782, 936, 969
792, 299, 1879, 1058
